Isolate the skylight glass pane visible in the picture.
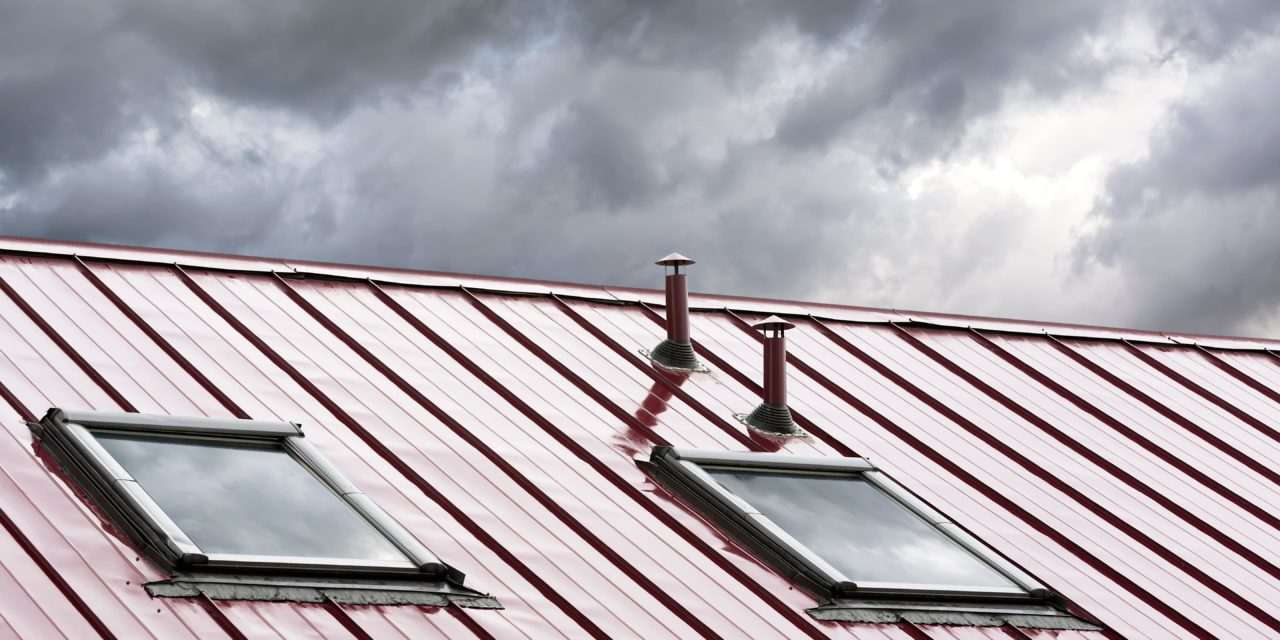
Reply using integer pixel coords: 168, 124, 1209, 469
705, 469, 1016, 589
95, 433, 407, 563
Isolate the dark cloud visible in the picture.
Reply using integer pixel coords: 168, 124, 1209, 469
0, 157, 290, 253
1078, 35, 1280, 335
0, 0, 174, 181
1150, 0, 1280, 60
4, 0, 1280, 336
774, 2, 1114, 164
124, 0, 544, 118
558, 1, 879, 73
0, 0, 540, 181
533, 103, 659, 210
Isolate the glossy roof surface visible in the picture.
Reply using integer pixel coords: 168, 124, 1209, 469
0, 235, 1277, 639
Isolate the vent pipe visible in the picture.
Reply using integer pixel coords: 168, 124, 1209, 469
648, 253, 701, 370
744, 316, 798, 434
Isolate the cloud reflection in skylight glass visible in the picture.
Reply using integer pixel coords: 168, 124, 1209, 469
96, 433, 407, 563
706, 469, 1016, 588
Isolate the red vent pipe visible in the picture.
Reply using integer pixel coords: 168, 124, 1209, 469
648, 253, 701, 370
664, 260, 690, 343
744, 316, 798, 434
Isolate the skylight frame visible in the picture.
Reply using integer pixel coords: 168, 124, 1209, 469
649, 446, 1049, 602
36, 409, 447, 579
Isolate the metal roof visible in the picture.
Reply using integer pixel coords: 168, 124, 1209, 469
0, 235, 1276, 639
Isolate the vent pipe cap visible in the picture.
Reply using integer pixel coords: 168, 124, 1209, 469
752, 315, 795, 332
655, 252, 696, 267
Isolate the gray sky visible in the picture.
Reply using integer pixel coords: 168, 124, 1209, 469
2, 1, 1279, 337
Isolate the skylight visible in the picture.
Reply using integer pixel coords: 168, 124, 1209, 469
34, 409, 448, 578
704, 468, 1020, 591
647, 447, 1054, 608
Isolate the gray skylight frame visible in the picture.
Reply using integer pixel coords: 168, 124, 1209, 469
35, 409, 447, 579
649, 447, 1049, 602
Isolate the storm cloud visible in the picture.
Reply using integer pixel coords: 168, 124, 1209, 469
1079, 32, 1280, 335
3, 1, 1280, 336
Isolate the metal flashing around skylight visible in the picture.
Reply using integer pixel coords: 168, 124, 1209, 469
807, 599, 1102, 630
146, 572, 500, 607
666, 447, 875, 472
56, 408, 301, 438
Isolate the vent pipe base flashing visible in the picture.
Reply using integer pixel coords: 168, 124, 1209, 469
648, 339, 702, 371
743, 402, 797, 435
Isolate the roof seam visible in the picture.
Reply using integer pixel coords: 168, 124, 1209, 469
969, 331, 1280, 532
170, 266, 612, 640
1119, 341, 1280, 444
0, 428, 189, 638
275, 276, 720, 640
1047, 336, 1280, 488
897, 618, 935, 640
460, 288, 673, 444
321, 595, 375, 640
778, 318, 1211, 638
830, 321, 1280, 634
445, 605, 496, 640
195, 594, 247, 640
368, 285, 793, 638
905, 327, 1280, 570
0, 373, 33, 424
74, 259, 251, 420
1195, 345, 1280, 410
1000, 622, 1035, 640
549, 295, 762, 451
458, 288, 831, 640
0, 473, 116, 639
0, 273, 138, 413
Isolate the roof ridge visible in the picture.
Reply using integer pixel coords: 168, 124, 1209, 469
1, 234, 1275, 350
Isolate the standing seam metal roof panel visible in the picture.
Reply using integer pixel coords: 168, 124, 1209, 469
1, 236, 1277, 638
790, 325, 1273, 638
907, 330, 1280, 556
290, 280, 788, 639
691, 314, 1196, 639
